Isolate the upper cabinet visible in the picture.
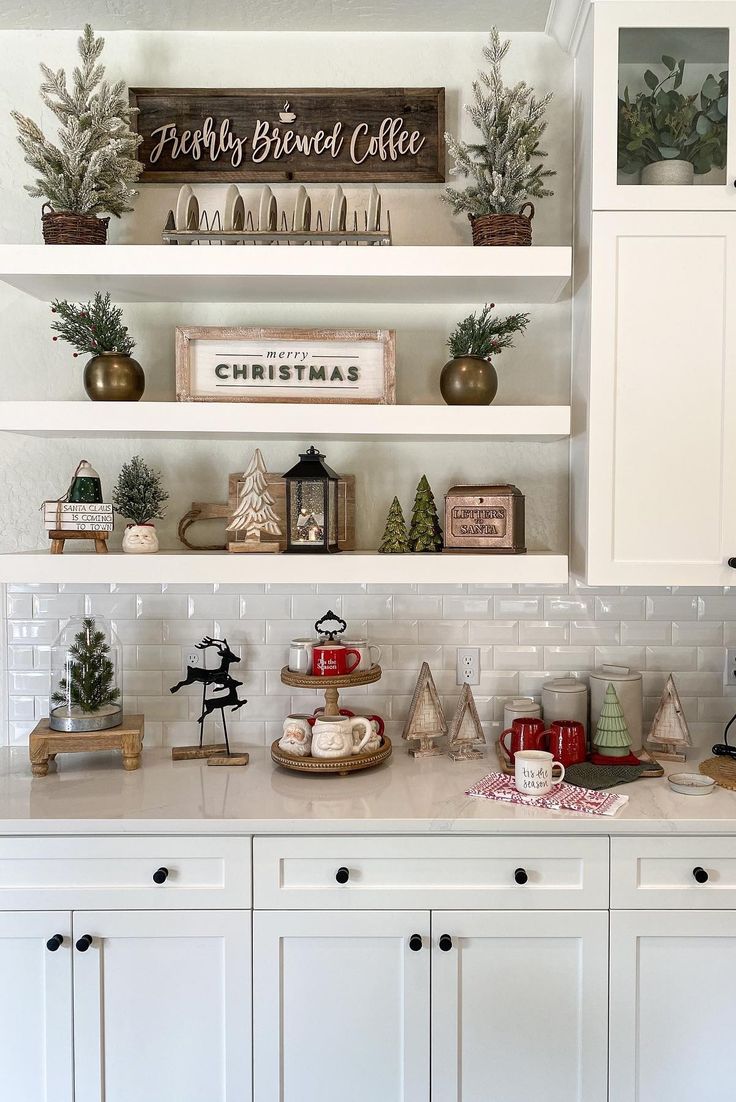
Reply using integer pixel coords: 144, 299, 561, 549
591, 2, 736, 210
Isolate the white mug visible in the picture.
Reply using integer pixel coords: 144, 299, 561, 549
288, 638, 316, 675
342, 639, 382, 672
311, 716, 373, 759
514, 750, 565, 796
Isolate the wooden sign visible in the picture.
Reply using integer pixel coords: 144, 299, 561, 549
129, 87, 444, 182
176, 327, 395, 404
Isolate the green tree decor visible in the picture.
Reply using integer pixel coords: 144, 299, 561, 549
11, 25, 142, 218
593, 683, 632, 758
378, 496, 409, 553
51, 292, 135, 357
408, 476, 443, 553
112, 455, 168, 526
51, 618, 119, 714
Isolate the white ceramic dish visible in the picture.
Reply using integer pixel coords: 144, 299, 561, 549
223, 184, 244, 231
329, 184, 347, 232
293, 185, 311, 232
367, 185, 381, 231
258, 186, 277, 232
668, 772, 715, 796
175, 184, 199, 231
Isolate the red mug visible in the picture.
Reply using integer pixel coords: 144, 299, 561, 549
500, 717, 547, 761
312, 644, 361, 677
543, 720, 587, 767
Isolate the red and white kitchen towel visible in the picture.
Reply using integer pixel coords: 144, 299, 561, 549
466, 771, 629, 816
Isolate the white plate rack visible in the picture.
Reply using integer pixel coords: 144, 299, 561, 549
162, 183, 392, 245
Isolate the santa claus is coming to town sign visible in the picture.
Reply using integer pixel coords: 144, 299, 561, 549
129, 87, 445, 182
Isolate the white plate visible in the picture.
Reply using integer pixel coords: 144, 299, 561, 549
668, 772, 715, 795
367, 185, 381, 232
223, 184, 243, 231
293, 185, 311, 232
329, 185, 347, 232
258, 186, 277, 232
175, 184, 199, 231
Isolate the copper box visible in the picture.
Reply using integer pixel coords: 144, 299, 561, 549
444, 485, 526, 553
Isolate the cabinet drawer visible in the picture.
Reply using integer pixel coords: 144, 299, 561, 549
612, 837, 736, 909
253, 836, 609, 910
0, 836, 251, 909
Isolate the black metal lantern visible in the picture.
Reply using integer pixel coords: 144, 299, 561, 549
283, 446, 340, 554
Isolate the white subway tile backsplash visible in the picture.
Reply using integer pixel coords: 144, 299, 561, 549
4, 581, 736, 752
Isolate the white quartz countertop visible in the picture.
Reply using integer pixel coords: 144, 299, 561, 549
0, 746, 735, 835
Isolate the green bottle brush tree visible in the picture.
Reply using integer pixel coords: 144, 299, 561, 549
51, 617, 120, 719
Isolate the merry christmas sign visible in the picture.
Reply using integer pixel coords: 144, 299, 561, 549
175, 326, 396, 404
130, 88, 445, 182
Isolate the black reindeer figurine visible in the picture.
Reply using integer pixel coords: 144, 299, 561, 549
170, 636, 248, 764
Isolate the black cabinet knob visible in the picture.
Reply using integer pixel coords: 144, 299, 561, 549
514, 867, 529, 885
153, 867, 169, 885
46, 934, 63, 952
439, 934, 453, 952
335, 866, 350, 885
729, 558, 736, 569
76, 934, 93, 952
409, 934, 423, 952
693, 866, 709, 884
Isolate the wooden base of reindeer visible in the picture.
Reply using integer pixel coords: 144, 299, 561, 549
207, 752, 249, 767
171, 743, 228, 761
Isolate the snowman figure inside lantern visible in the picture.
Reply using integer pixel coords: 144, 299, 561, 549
283, 446, 340, 554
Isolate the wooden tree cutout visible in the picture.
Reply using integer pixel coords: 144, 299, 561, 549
447, 684, 486, 760
402, 662, 447, 757
227, 448, 282, 553
646, 674, 692, 762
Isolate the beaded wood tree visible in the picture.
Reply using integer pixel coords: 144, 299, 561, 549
592, 683, 632, 758
402, 662, 447, 757
408, 475, 443, 552
227, 448, 282, 552
378, 496, 409, 553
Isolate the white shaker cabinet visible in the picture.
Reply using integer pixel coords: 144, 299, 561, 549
0, 911, 73, 1102
253, 910, 431, 1102
72, 910, 252, 1102
577, 210, 736, 585
431, 911, 609, 1102
610, 910, 736, 1102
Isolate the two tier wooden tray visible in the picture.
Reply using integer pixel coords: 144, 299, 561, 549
276, 664, 389, 775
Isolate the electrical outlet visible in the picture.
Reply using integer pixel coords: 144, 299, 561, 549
456, 647, 480, 686
187, 651, 200, 667
725, 648, 736, 687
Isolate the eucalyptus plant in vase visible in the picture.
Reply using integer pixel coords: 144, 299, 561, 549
441, 304, 529, 405
51, 291, 144, 401
618, 57, 728, 185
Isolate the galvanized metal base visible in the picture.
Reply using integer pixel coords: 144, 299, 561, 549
48, 706, 123, 733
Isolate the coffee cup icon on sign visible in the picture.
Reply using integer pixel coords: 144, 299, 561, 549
279, 101, 297, 123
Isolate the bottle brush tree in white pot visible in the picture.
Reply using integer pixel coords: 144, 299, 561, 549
112, 456, 169, 554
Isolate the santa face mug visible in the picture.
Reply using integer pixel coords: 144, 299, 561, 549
514, 750, 565, 796
311, 716, 374, 759
278, 715, 315, 757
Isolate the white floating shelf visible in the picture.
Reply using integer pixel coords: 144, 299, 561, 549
0, 551, 569, 586
0, 402, 571, 442
0, 245, 571, 304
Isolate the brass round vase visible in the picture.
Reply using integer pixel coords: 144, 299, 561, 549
440, 355, 498, 405
84, 351, 145, 402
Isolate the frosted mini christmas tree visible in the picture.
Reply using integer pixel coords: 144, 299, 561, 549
227, 448, 282, 553
592, 683, 632, 758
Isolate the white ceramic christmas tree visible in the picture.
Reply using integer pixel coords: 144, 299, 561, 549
227, 448, 282, 553
646, 674, 691, 762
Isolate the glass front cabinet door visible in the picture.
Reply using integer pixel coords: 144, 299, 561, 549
592, 2, 736, 210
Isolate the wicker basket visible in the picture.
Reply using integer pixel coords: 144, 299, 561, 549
41, 205, 109, 245
469, 203, 535, 247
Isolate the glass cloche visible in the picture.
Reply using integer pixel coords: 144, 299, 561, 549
49, 616, 123, 732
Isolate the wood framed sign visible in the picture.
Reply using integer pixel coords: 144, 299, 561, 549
176, 327, 396, 404
129, 87, 444, 182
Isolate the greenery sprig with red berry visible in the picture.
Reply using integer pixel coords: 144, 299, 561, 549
51, 291, 135, 358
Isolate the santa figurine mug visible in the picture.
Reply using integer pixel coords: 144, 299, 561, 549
312, 643, 361, 677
